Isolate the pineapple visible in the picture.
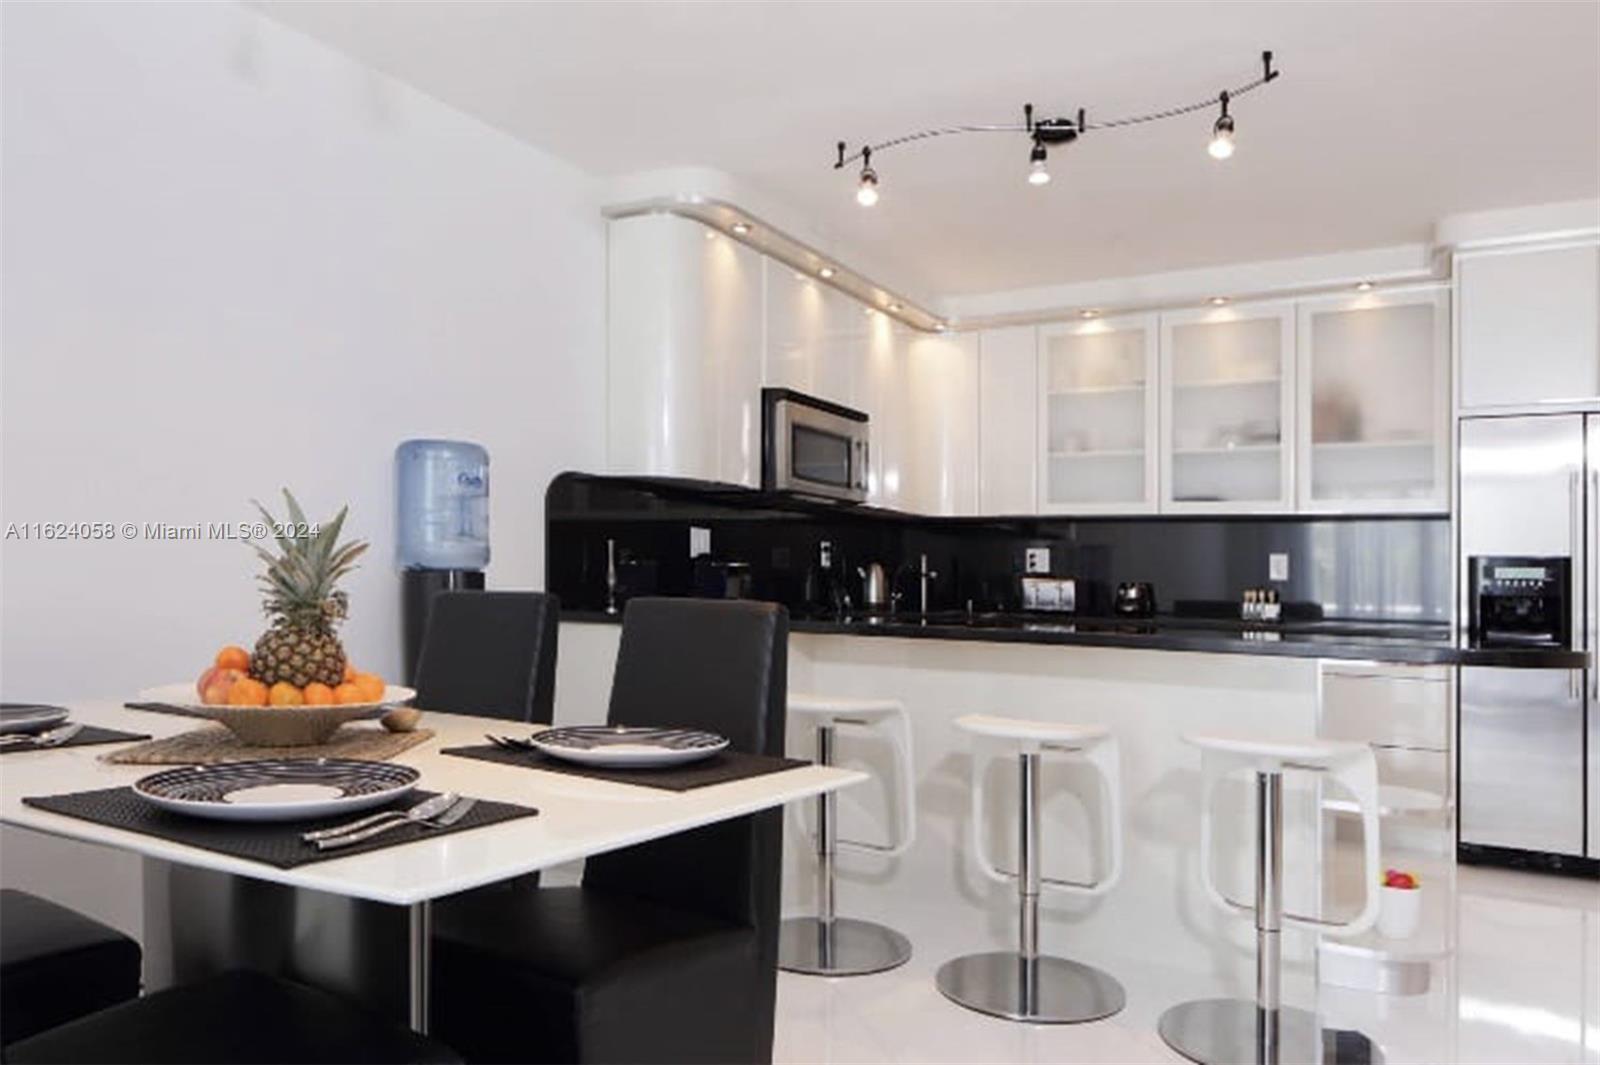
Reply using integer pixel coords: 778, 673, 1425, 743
248, 491, 368, 689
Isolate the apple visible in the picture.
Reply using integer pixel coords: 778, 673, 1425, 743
1383, 869, 1419, 890
198, 667, 246, 705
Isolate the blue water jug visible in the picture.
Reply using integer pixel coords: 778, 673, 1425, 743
395, 439, 489, 570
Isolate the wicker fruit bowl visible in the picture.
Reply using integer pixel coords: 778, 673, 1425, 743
138, 684, 416, 747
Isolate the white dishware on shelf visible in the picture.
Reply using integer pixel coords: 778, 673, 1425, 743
529, 725, 729, 768
1378, 883, 1423, 939
132, 759, 421, 822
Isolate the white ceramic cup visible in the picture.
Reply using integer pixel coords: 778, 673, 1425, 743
1378, 883, 1423, 939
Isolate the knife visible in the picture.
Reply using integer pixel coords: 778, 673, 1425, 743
0, 723, 84, 749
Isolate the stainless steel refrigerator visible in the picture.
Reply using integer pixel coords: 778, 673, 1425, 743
1458, 414, 1599, 868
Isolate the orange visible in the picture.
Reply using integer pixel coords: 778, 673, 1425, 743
227, 677, 269, 706
303, 682, 335, 706
354, 672, 385, 702
333, 682, 365, 705
343, 661, 358, 683
215, 645, 250, 672
268, 682, 303, 707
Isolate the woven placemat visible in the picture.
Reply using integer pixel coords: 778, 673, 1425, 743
23, 787, 537, 869
0, 726, 150, 754
102, 725, 434, 765
440, 744, 810, 792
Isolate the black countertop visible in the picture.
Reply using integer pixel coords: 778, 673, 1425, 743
564, 608, 1586, 668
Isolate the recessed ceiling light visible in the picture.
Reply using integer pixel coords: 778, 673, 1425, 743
730, 222, 751, 236
1080, 309, 1100, 319
703, 231, 715, 242
863, 307, 876, 317
794, 272, 806, 282
819, 266, 836, 279
934, 323, 949, 333
1356, 281, 1373, 292
888, 302, 902, 312
1210, 296, 1229, 306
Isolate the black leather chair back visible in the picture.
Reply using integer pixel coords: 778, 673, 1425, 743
412, 591, 559, 724
583, 598, 788, 927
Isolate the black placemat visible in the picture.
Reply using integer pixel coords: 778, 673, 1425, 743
440, 744, 809, 791
22, 788, 537, 869
0, 726, 151, 754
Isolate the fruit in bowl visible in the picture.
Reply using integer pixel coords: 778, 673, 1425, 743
147, 492, 416, 745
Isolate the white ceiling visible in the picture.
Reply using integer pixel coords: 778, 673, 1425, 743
261, 1, 1600, 300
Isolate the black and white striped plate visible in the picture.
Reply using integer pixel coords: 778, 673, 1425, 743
132, 759, 420, 822
529, 725, 729, 768
0, 704, 70, 735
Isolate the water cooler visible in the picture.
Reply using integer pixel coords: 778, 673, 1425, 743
396, 439, 489, 684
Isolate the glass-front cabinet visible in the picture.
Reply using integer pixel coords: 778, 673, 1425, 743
1036, 315, 1159, 513
1160, 302, 1296, 512
1296, 286, 1450, 512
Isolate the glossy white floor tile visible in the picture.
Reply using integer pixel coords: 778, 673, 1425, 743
775, 866, 1600, 1064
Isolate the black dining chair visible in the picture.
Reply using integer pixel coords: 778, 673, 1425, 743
432, 598, 790, 1064
3, 969, 460, 1064
411, 591, 559, 723
0, 889, 141, 1048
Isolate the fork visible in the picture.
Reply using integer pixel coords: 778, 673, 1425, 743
486, 734, 538, 752
314, 797, 477, 851
302, 792, 459, 842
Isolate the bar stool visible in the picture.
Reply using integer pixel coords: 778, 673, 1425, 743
1158, 734, 1382, 1065
936, 714, 1126, 1024
779, 693, 916, 976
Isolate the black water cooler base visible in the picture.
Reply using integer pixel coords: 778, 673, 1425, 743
400, 568, 484, 685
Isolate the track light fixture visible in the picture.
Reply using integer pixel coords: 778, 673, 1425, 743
1208, 92, 1235, 160
834, 51, 1279, 205
855, 146, 880, 207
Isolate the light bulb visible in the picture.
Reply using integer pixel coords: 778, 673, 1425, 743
1208, 114, 1235, 159
1027, 142, 1051, 186
730, 222, 751, 236
818, 265, 835, 279
856, 167, 880, 207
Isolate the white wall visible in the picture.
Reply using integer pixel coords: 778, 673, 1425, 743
0, 1, 606, 700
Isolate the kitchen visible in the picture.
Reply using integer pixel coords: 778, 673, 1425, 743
2, 3, 1598, 1064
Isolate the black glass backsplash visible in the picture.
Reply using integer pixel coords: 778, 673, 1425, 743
546, 473, 1451, 624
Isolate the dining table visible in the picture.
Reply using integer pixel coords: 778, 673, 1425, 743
0, 700, 865, 1034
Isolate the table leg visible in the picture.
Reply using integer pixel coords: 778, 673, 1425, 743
408, 900, 432, 1034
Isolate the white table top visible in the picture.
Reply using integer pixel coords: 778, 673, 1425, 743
0, 701, 863, 907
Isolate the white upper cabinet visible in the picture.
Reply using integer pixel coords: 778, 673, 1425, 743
1036, 315, 1159, 513
1457, 241, 1600, 412
765, 264, 866, 410
1160, 302, 1296, 513
1296, 286, 1450, 512
978, 326, 1038, 514
903, 330, 980, 515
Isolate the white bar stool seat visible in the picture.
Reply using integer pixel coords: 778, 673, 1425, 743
935, 713, 1126, 1024
779, 693, 915, 977
1158, 733, 1383, 1065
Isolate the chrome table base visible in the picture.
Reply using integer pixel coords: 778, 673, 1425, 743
1158, 999, 1382, 1065
778, 916, 912, 976
935, 951, 1125, 1024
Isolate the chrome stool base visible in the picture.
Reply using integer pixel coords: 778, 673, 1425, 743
1158, 998, 1383, 1065
778, 917, 912, 976
934, 951, 1125, 1024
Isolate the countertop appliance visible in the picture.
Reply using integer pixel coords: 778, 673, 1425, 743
1114, 581, 1155, 618
1469, 556, 1571, 647
857, 562, 890, 610
761, 388, 869, 503
1458, 415, 1599, 874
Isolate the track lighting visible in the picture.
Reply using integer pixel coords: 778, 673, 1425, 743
1027, 142, 1051, 186
1208, 91, 1235, 160
855, 146, 880, 207
835, 51, 1277, 207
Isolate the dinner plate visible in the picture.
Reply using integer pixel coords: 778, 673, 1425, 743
132, 759, 420, 822
0, 704, 71, 735
529, 725, 729, 768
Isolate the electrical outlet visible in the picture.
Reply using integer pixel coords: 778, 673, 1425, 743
1025, 547, 1051, 574
1269, 552, 1289, 582
690, 526, 711, 558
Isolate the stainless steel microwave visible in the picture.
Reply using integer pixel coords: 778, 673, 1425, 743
760, 388, 869, 502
